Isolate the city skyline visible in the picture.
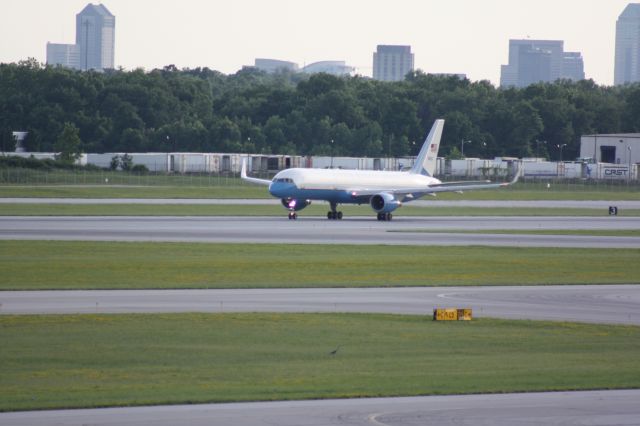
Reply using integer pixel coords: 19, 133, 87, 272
500, 39, 585, 87
1, 0, 635, 86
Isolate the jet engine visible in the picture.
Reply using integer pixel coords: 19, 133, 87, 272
281, 198, 311, 211
370, 192, 401, 213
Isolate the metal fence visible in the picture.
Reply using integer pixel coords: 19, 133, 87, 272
0, 168, 261, 187
1, 167, 639, 192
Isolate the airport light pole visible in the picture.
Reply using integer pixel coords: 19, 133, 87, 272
557, 143, 567, 162
628, 145, 632, 181
461, 139, 471, 158
410, 140, 416, 169
330, 139, 334, 168
535, 140, 547, 158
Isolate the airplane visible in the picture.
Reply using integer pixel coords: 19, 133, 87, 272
241, 119, 520, 220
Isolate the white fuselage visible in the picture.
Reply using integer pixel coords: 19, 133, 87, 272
273, 168, 441, 191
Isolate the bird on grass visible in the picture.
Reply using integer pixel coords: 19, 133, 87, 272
329, 345, 341, 355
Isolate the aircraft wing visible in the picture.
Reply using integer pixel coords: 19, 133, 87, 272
241, 159, 272, 186
349, 165, 521, 200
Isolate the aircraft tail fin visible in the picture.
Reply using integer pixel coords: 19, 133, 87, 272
410, 119, 444, 177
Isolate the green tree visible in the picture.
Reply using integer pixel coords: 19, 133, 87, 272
54, 122, 82, 164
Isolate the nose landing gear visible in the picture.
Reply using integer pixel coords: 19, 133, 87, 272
288, 212, 297, 220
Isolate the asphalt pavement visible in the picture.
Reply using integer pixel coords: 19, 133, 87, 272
2, 216, 640, 247
2, 285, 639, 325
2, 390, 639, 426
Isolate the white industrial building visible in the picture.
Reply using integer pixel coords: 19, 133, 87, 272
580, 133, 640, 180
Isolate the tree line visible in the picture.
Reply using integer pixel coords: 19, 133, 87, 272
1, 58, 639, 161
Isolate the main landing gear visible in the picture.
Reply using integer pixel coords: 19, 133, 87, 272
327, 202, 343, 220
288, 211, 297, 220
377, 212, 393, 221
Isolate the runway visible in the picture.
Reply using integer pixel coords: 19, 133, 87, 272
3, 285, 640, 325
2, 197, 640, 209
2, 216, 640, 247
2, 390, 639, 426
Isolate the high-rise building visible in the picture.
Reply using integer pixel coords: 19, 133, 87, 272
76, 4, 115, 71
614, 3, 640, 85
46, 3, 115, 71
373, 45, 414, 82
562, 52, 585, 81
46, 43, 80, 69
500, 39, 584, 87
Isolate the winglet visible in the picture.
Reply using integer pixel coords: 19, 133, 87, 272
410, 119, 444, 177
241, 158, 248, 179
240, 158, 272, 186
499, 162, 522, 187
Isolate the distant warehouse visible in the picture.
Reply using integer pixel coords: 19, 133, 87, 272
581, 133, 640, 164
580, 133, 640, 179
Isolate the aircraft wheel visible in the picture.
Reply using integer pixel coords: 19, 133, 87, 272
327, 211, 333, 220
386, 213, 393, 221
337, 211, 343, 220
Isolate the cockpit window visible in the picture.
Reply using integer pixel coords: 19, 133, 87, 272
274, 178, 294, 183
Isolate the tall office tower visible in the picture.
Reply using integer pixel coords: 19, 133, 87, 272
562, 52, 585, 81
500, 39, 584, 87
614, 3, 640, 85
373, 45, 414, 81
76, 3, 115, 71
46, 42, 80, 69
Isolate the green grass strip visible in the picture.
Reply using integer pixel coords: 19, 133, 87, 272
392, 229, 640, 237
1, 181, 640, 200
1, 313, 638, 411
0, 185, 268, 199
1, 241, 639, 290
2, 203, 639, 217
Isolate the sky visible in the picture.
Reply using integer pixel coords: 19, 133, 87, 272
0, 0, 635, 86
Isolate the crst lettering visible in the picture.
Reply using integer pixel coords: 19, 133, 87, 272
604, 169, 627, 176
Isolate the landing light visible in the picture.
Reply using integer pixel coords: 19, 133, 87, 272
288, 200, 297, 208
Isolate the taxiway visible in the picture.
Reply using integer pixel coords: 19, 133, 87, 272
2, 285, 639, 325
2, 216, 640, 247
2, 390, 638, 426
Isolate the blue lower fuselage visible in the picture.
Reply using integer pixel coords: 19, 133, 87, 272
269, 182, 359, 204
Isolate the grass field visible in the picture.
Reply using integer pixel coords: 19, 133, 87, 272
392, 229, 640, 237
0, 184, 267, 199
1, 180, 639, 200
1, 241, 638, 290
1, 203, 639, 217
1, 313, 638, 411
